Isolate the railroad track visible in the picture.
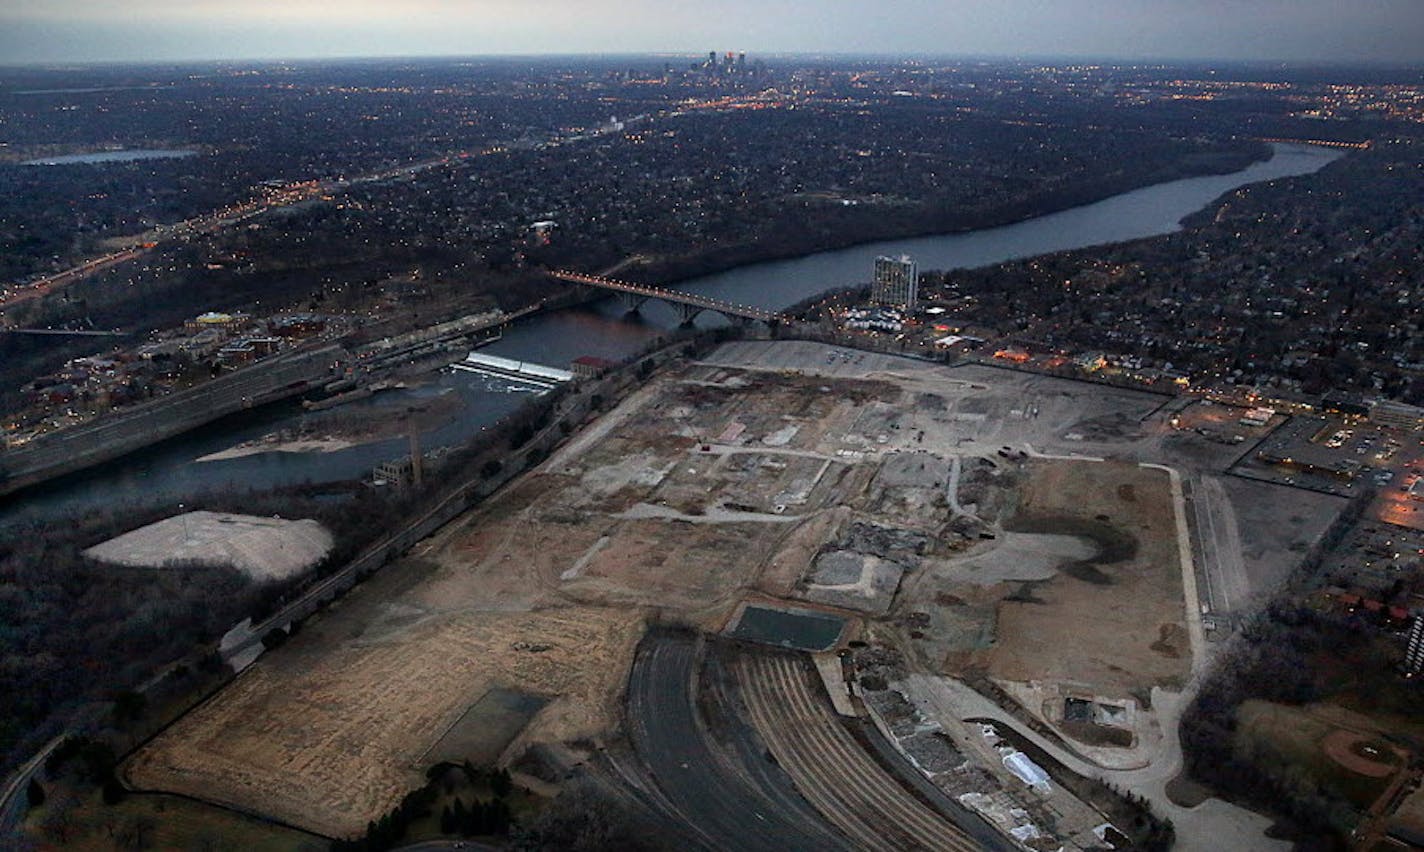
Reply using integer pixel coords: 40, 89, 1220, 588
736, 653, 982, 852
625, 635, 846, 851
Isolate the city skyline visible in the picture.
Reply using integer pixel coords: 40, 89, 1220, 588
3, 0, 1424, 65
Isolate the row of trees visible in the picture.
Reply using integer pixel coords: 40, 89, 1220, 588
1177, 485, 1395, 848
508, 778, 672, 852
24, 734, 137, 845
1179, 598, 1421, 847
331, 763, 519, 851
439, 796, 514, 837
329, 784, 440, 852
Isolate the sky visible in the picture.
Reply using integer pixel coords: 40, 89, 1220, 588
2, 0, 1422, 66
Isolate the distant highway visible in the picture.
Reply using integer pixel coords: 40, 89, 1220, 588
0, 343, 345, 497
1, 141, 524, 317
0, 328, 128, 337
1255, 136, 1370, 150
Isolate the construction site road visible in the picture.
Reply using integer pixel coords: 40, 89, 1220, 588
1185, 473, 1252, 619
624, 632, 851, 852
904, 674, 1287, 852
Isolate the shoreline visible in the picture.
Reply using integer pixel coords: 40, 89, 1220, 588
631, 142, 1275, 287
196, 436, 356, 462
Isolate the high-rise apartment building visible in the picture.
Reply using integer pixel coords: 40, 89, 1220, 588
1406, 616, 1424, 675
871, 255, 918, 309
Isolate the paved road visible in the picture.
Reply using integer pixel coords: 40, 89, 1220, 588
1140, 462, 1209, 670
0, 736, 62, 843
624, 632, 850, 852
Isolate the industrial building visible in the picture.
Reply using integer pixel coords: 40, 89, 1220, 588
571, 355, 616, 378
1372, 400, 1424, 431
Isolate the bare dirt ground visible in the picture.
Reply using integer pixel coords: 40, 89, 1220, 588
84, 511, 333, 581
126, 554, 644, 836
975, 460, 1189, 696
899, 456, 1190, 707
123, 340, 1278, 842
125, 359, 915, 838
1222, 475, 1347, 600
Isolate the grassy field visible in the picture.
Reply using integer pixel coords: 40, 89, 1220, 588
1236, 699, 1407, 810
24, 789, 321, 851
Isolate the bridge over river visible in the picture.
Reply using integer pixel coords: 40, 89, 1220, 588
548, 269, 791, 326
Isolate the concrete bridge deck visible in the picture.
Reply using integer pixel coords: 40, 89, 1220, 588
548, 269, 789, 325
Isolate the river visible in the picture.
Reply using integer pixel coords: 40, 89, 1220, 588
21, 148, 197, 166
0, 143, 1341, 527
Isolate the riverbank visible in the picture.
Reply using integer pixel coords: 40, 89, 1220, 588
195, 386, 466, 462
197, 437, 355, 462
0, 139, 1266, 410
0, 325, 717, 791
627, 142, 1272, 287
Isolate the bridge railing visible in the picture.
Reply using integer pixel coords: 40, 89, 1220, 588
548, 269, 788, 322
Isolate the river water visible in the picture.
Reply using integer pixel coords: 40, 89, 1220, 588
22, 148, 197, 166
0, 143, 1341, 527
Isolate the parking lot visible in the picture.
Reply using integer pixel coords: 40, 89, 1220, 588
1320, 521, 1424, 598
1235, 415, 1421, 498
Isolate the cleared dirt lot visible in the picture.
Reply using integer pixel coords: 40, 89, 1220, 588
905, 457, 1191, 707
978, 460, 1189, 695
84, 511, 333, 581
123, 341, 1220, 838
125, 358, 904, 837
126, 563, 644, 836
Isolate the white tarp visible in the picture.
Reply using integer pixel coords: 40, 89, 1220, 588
1002, 750, 1052, 792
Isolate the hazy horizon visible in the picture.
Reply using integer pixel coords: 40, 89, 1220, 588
4, 1, 1423, 66
5, 50, 1424, 72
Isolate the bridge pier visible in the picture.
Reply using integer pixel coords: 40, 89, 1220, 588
548, 270, 787, 328
616, 292, 650, 315
673, 303, 705, 326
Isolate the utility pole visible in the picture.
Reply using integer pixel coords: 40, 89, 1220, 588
409, 427, 423, 487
